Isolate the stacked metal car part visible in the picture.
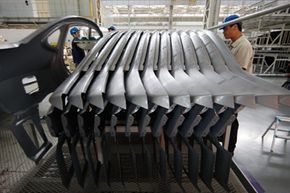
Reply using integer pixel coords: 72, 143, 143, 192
47, 30, 290, 192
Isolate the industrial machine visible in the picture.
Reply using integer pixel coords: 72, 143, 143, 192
1, 16, 290, 193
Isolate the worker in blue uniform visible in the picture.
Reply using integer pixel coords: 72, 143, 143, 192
70, 27, 85, 66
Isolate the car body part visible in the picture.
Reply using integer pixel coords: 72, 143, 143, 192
0, 16, 103, 162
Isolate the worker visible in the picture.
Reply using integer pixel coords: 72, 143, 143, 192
221, 14, 253, 73
70, 27, 85, 66
221, 14, 254, 154
108, 26, 116, 32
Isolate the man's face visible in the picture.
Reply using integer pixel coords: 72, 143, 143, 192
73, 31, 81, 38
223, 25, 234, 39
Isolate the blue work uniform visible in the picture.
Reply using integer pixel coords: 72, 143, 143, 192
71, 38, 85, 65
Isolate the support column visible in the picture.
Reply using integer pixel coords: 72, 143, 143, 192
169, 2, 173, 30
203, 0, 221, 30
202, 0, 210, 29
128, 5, 131, 29
96, 0, 102, 25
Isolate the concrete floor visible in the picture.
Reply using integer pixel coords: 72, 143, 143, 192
235, 104, 290, 193
233, 76, 290, 193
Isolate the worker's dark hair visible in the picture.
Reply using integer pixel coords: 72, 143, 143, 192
231, 22, 242, 32
108, 26, 116, 31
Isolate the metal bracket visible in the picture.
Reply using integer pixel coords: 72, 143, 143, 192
11, 106, 52, 163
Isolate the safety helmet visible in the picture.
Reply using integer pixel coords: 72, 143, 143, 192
70, 27, 80, 35
108, 26, 116, 31
220, 14, 240, 30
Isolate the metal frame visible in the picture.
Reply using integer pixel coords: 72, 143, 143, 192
211, 1, 290, 75
208, 2, 290, 30
261, 115, 290, 152
46, 28, 289, 192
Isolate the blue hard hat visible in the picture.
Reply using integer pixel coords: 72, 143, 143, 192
70, 27, 80, 35
220, 14, 240, 30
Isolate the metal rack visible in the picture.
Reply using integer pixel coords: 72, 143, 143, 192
8, 133, 248, 193
236, 0, 290, 75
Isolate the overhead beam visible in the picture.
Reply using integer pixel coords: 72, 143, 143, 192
208, 2, 290, 30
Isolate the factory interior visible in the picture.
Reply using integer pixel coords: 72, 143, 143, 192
0, 0, 290, 193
